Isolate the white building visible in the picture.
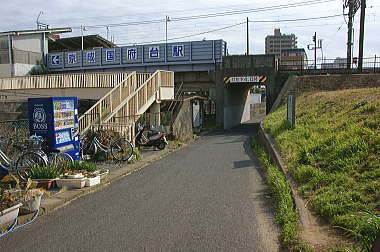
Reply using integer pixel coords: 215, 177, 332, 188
0, 28, 71, 78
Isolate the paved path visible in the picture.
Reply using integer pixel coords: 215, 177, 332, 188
2, 123, 280, 251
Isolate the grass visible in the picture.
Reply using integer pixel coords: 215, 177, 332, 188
250, 137, 303, 249
262, 88, 380, 250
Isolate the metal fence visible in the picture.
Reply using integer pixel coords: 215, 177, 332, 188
278, 56, 380, 74
0, 119, 29, 140
0, 119, 29, 158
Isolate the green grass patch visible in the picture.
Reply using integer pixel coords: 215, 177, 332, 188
250, 137, 301, 248
262, 88, 380, 250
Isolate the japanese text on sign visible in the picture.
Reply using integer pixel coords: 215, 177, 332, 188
231, 76, 260, 83
172, 45, 184, 57
127, 48, 137, 60
106, 49, 115, 62
67, 53, 77, 64
149, 46, 159, 58
87, 51, 96, 63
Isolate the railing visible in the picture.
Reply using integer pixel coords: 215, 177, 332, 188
278, 56, 380, 74
0, 72, 131, 90
78, 71, 138, 134
79, 70, 174, 136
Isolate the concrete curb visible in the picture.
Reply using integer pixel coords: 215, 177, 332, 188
257, 122, 312, 228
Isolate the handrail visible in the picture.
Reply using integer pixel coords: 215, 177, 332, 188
0, 72, 131, 90
103, 70, 160, 123
79, 70, 174, 136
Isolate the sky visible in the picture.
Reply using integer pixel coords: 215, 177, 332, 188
0, 0, 378, 62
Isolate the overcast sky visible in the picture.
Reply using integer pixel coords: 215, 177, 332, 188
0, 0, 378, 62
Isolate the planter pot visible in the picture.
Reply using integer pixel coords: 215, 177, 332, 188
0, 203, 22, 225
63, 173, 84, 179
33, 178, 58, 190
56, 178, 86, 189
94, 169, 109, 179
20, 195, 42, 214
85, 176, 100, 187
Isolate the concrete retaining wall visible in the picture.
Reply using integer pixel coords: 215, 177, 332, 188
271, 73, 380, 112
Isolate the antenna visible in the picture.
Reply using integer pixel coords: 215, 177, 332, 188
36, 11, 43, 30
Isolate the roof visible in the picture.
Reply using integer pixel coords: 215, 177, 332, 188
281, 48, 306, 52
48, 34, 116, 52
0, 28, 72, 36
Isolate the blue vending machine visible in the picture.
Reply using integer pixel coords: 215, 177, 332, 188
28, 97, 80, 160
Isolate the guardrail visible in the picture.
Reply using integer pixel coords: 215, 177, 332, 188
0, 72, 131, 90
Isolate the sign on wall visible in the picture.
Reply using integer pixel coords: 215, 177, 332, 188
67, 53, 77, 64
149, 46, 160, 58
106, 49, 115, 62
224, 75, 268, 84
51, 55, 61, 66
172, 45, 184, 57
127, 48, 137, 60
87, 51, 96, 63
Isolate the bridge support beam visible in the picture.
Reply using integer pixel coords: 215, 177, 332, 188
149, 101, 161, 126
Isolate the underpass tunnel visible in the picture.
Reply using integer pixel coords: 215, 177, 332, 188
223, 84, 252, 129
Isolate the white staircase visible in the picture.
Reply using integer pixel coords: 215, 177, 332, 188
78, 70, 174, 140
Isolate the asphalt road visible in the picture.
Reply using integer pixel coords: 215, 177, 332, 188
1, 123, 280, 251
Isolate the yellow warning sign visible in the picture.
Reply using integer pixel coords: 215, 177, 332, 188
224, 76, 267, 84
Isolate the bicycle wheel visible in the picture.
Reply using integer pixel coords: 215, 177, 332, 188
50, 152, 74, 170
16, 152, 47, 181
111, 138, 133, 161
81, 136, 96, 160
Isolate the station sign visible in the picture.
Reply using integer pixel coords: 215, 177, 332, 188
224, 75, 267, 84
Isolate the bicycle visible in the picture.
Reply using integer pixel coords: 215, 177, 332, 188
32, 135, 74, 169
80, 130, 134, 161
0, 136, 48, 181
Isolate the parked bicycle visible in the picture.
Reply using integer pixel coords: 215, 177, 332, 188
32, 135, 74, 168
80, 130, 134, 161
0, 136, 48, 181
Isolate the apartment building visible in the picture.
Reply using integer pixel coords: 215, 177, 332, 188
265, 29, 297, 60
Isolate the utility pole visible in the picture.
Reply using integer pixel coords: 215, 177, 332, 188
313, 32, 317, 70
358, 0, 366, 71
346, 0, 354, 69
246, 17, 249, 55
165, 16, 170, 44
81, 25, 84, 50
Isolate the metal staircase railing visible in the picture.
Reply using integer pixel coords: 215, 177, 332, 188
79, 70, 174, 137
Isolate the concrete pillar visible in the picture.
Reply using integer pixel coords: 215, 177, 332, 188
223, 86, 250, 129
149, 101, 160, 126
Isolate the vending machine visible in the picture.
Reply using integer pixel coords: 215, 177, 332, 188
28, 97, 80, 160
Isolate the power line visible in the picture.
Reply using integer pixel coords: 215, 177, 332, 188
249, 14, 343, 23
71, 0, 337, 29
117, 22, 246, 46
115, 14, 344, 45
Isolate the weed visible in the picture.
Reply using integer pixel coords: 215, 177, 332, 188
262, 88, 380, 250
253, 137, 299, 247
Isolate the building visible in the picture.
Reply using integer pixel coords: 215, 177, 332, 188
0, 28, 71, 77
48, 34, 116, 53
279, 48, 308, 70
265, 29, 297, 60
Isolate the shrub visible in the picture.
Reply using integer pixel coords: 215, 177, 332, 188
29, 165, 62, 179
69, 161, 97, 172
